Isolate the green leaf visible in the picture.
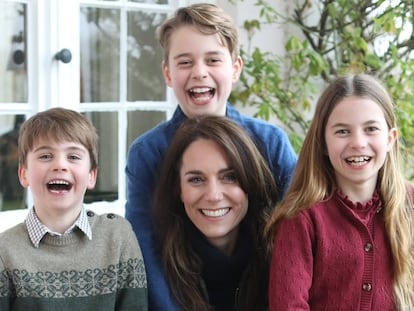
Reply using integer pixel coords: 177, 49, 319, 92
364, 54, 383, 69
285, 36, 302, 51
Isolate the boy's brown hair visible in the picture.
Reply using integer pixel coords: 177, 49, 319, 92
18, 107, 98, 170
158, 3, 240, 64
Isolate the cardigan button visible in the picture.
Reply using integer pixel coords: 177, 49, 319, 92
362, 283, 372, 291
364, 243, 373, 252
87, 210, 95, 217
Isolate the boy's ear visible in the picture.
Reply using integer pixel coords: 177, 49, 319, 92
162, 61, 173, 87
17, 164, 29, 188
232, 56, 243, 83
87, 168, 98, 189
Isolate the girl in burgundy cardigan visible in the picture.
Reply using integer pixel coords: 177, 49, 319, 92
266, 74, 414, 311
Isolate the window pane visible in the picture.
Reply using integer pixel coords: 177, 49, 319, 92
80, 8, 120, 102
127, 110, 166, 148
0, 115, 26, 211
127, 11, 166, 101
84, 111, 119, 203
129, 0, 168, 5
0, 3, 27, 103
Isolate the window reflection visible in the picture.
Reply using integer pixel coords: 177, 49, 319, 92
80, 7, 120, 102
0, 115, 26, 211
81, 110, 167, 203
80, 7, 166, 102
129, 0, 168, 5
127, 110, 166, 147
83, 111, 119, 203
127, 11, 166, 101
0, 2, 27, 103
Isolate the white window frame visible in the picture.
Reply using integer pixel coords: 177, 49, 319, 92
1, 0, 186, 212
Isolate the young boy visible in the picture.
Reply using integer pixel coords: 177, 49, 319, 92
125, 3, 297, 310
0, 108, 148, 310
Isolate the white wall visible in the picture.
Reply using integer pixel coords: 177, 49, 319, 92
219, 0, 288, 53
218, 0, 289, 119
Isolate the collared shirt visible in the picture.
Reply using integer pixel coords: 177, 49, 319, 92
25, 207, 92, 248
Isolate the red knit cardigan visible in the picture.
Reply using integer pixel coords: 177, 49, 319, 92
269, 191, 395, 311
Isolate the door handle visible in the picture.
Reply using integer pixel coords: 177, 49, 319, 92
55, 48, 72, 63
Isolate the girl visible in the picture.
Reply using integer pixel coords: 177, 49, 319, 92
266, 74, 414, 310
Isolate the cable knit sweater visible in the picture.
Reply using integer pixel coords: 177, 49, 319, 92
269, 191, 395, 311
0, 211, 148, 311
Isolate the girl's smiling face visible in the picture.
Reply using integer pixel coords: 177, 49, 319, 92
324, 96, 397, 198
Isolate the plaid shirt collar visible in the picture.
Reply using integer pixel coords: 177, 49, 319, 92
25, 206, 92, 248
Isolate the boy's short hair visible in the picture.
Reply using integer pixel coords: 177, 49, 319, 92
18, 107, 98, 170
158, 3, 240, 64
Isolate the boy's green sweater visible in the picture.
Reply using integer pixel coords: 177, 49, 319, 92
0, 211, 148, 310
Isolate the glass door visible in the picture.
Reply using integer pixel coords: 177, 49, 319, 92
0, 0, 179, 212
78, 0, 174, 206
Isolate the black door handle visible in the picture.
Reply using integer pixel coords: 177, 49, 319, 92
55, 48, 72, 63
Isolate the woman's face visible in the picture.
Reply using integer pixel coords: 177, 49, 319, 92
179, 138, 248, 255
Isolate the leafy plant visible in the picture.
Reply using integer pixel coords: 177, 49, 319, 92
230, 0, 414, 178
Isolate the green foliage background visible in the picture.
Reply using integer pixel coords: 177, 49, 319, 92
230, 0, 414, 179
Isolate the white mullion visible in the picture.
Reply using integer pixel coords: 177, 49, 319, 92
79, 0, 172, 12
54, 0, 80, 110
31, 0, 53, 113
118, 2, 128, 204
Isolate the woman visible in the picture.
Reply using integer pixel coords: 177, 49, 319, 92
153, 115, 279, 311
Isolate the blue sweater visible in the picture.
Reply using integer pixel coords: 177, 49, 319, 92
125, 104, 297, 311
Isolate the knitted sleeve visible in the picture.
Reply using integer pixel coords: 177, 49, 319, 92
0, 237, 11, 310
268, 214, 314, 311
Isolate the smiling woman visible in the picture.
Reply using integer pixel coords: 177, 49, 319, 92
179, 138, 249, 256
152, 115, 279, 311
